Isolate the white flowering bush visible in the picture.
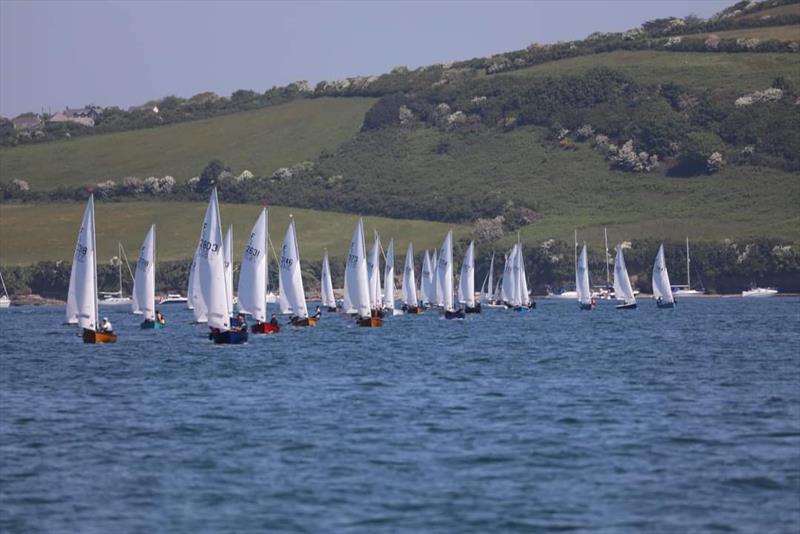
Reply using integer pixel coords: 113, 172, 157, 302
471, 96, 487, 105
435, 103, 451, 117
445, 111, 467, 129
705, 34, 721, 49
123, 176, 145, 194
576, 124, 595, 140
187, 176, 199, 189
235, 170, 254, 182
487, 56, 511, 74
706, 152, 725, 173
271, 167, 293, 181
664, 36, 683, 48
788, 42, 799, 53
736, 37, 761, 50
594, 134, 610, 148
96, 180, 117, 195
622, 28, 644, 40
398, 105, 414, 125
11, 178, 30, 192
734, 88, 783, 107
502, 116, 517, 131
607, 140, 659, 172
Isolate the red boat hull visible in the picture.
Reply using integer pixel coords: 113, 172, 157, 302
251, 323, 280, 334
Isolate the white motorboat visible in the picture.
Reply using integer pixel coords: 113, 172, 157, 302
0, 269, 11, 308
159, 293, 188, 305
742, 287, 778, 297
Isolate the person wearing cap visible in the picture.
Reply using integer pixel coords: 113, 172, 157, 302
100, 317, 113, 333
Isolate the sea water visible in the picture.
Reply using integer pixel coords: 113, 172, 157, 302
1, 298, 798, 533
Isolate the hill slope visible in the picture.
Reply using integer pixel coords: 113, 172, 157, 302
0, 201, 469, 265
0, 97, 375, 189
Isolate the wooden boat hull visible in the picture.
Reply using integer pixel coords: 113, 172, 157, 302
83, 329, 118, 344
444, 309, 465, 320
251, 323, 280, 334
290, 317, 318, 327
140, 320, 165, 329
357, 316, 383, 327
211, 329, 248, 344
326, 306, 342, 313
656, 301, 676, 309
616, 302, 637, 310
404, 306, 424, 314
578, 302, 595, 311
465, 304, 482, 314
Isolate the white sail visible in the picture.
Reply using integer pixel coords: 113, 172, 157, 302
320, 251, 336, 308
367, 232, 381, 309
652, 244, 674, 303
502, 246, 517, 305
70, 195, 99, 331
613, 245, 636, 305
402, 242, 418, 308
237, 208, 268, 322
458, 241, 475, 307
517, 241, 530, 307
345, 218, 371, 318
278, 271, 291, 315
494, 278, 502, 303
197, 188, 230, 331
383, 238, 395, 310
279, 218, 308, 318
223, 225, 234, 314
576, 244, 592, 305
65, 255, 79, 325
437, 230, 455, 312
188, 255, 207, 322
433, 249, 443, 307
480, 252, 495, 305
131, 224, 156, 320
420, 250, 433, 305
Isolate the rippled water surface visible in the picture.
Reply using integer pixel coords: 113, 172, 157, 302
1, 298, 799, 533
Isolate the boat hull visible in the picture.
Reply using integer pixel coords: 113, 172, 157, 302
404, 306, 424, 314
357, 316, 383, 327
578, 302, 595, 311
465, 304, 482, 314
251, 323, 280, 334
140, 320, 165, 329
290, 317, 318, 327
444, 309, 465, 320
326, 306, 342, 313
742, 288, 778, 297
616, 302, 638, 310
83, 329, 118, 344
656, 301, 676, 309
211, 329, 248, 344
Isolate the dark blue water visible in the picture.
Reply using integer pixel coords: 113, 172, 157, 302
1, 298, 799, 533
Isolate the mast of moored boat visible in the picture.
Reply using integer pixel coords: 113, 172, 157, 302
604, 228, 610, 287
686, 236, 691, 290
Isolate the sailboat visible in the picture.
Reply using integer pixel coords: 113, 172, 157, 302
320, 250, 339, 312
438, 230, 464, 320
68, 194, 117, 343
100, 242, 132, 305
197, 189, 247, 344
433, 249, 444, 308
280, 216, 315, 326
238, 208, 277, 334
0, 269, 11, 308
223, 225, 234, 312
672, 237, 705, 297
501, 248, 515, 308
383, 238, 401, 316
132, 224, 164, 328
367, 231, 384, 318
459, 241, 481, 313
515, 238, 534, 310
187, 253, 208, 323
401, 242, 422, 314
420, 250, 434, 308
613, 244, 637, 310
652, 244, 676, 308
576, 244, 595, 310
347, 218, 382, 327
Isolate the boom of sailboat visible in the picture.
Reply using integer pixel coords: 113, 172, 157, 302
65, 192, 724, 344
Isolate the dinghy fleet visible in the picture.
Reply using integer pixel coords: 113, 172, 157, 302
64, 189, 766, 344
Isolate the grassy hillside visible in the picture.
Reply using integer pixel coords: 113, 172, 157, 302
0, 201, 469, 265
0, 98, 375, 189
317, 125, 799, 243
688, 24, 800, 40
501, 51, 800, 96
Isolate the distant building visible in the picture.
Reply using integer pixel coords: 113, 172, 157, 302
11, 113, 42, 130
48, 106, 103, 127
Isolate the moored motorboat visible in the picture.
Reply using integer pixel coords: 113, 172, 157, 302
159, 293, 187, 305
742, 287, 778, 297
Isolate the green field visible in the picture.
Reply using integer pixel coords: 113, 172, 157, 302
0, 201, 470, 265
684, 24, 800, 41
501, 51, 800, 95
0, 97, 375, 190
321, 125, 800, 244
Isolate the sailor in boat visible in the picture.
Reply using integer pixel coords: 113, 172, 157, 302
312, 306, 322, 320
270, 314, 279, 327
230, 313, 247, 332
155, 310, 166, 325
100, 317, 114, 333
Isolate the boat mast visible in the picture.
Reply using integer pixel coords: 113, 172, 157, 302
118, 242, 123, 297
0, 269, 8, 298
686, 236, 691, 289
604, 227, 610, 286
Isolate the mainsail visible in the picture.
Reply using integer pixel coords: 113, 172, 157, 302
237, 208, 268, 322
131, 224, 156, 320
